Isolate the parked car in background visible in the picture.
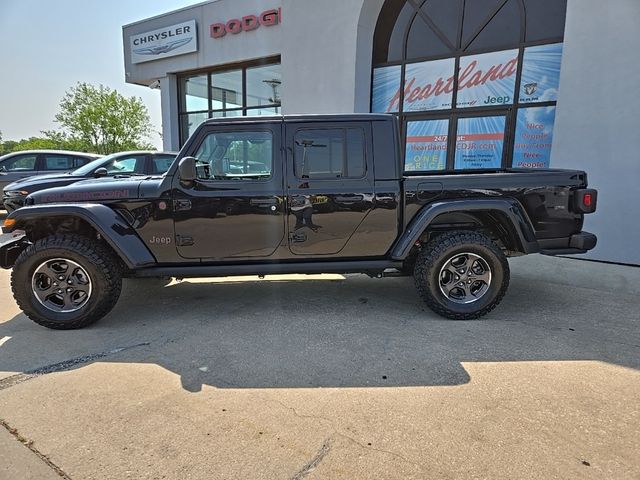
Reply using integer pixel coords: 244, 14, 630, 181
2, 151, 177, 212
0, 150, 100, 193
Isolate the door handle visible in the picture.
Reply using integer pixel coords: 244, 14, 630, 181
173, 199, 192, 211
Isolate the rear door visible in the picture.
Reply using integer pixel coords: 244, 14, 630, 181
172, 122, 286, 260
285, 121, 375, 255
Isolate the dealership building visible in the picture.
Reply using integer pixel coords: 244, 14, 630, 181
123, 0, 640, 265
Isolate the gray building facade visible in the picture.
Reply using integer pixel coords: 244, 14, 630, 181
123, 0, 640, 265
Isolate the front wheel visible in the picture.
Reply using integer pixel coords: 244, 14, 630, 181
11, 234, 122, 329
414, 231, 510, 320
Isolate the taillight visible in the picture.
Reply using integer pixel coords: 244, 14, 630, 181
573, 189, 597, 214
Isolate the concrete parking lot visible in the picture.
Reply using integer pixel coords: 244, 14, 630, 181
0, 226, 639, 479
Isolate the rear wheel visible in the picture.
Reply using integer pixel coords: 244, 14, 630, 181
11, 234, 122, 329
414, 231, 509, 320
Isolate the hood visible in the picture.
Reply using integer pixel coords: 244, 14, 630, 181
3, 172, 81, 193
28, 176, 154, 205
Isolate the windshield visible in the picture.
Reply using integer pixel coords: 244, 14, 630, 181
72, 153, 145, 176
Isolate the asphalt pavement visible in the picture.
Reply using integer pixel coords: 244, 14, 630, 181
0, 222, 639, 478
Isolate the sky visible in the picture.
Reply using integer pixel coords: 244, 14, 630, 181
0, 0, 205, 148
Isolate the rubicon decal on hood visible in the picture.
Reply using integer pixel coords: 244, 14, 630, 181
41, 190, 132, 203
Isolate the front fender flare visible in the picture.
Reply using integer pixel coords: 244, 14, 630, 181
391, 199, 540, 260
4, 203, 156, 269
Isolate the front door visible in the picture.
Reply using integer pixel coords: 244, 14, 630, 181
173, 123, 285, 260
285, 121, 375, 256
0, 152, 40, 191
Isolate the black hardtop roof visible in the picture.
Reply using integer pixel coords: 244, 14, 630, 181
202, 113, 395, 126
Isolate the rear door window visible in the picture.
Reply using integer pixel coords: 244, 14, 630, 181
74, 156, 94, 168
44, 155, 75, 171
293, 128, 366, 179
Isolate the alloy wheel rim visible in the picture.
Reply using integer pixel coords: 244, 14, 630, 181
438, 252, 492, 305
31, 258, 93, 313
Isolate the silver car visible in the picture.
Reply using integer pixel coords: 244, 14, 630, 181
0, 150, 100, 192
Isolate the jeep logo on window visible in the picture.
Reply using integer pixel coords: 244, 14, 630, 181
210, 9, 282, 39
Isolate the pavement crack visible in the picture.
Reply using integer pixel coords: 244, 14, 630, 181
0, 342, 150, 392
1, 419, 73, 479
334, 431, 427, 474
269, 398, 427, 475
290, 436, 333, 480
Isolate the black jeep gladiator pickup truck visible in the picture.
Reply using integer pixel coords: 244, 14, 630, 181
0, 114, 597, 329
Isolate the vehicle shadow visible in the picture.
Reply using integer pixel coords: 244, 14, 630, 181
1, 256, 638, 392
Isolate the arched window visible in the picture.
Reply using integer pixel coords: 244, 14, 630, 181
372, 0, 567, 172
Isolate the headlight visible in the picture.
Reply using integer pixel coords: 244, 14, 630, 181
4, 190, 29, 197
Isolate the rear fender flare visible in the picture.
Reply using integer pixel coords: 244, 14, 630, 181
391, 199, 539, 260
5, 203, 156, 269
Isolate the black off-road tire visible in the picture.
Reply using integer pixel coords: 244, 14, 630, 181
11, 234, 122, 330
414, 231, 510, 320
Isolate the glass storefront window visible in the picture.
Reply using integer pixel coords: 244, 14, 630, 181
454, 116, 506, 170
456, 49, 519, 109
519, 43, 563, 104
181, 74, 208, 112
403, 58, 455, 112
212, 109, 243, 118
372, 0, 567, 172
180, 112, 209, 143
211, 70, 243, 110
512, 106, 556, 168
179, 59, 281, 145
246, 64, 282, 108
372, 65, 401, 113
405, 120, 448, 172
246, 107, 279, 116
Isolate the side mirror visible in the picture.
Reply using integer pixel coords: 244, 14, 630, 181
93, 167, 108, 177
178, 157, 197, 182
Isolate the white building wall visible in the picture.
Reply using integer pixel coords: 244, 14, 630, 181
278, 0, 383, 114
551, 0, 640, 264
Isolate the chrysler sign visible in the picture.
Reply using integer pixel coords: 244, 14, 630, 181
130, 20, 197, 64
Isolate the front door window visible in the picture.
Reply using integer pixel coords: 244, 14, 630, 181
194, 131, 273, 181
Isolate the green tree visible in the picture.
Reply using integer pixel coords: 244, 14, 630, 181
55, 82, 154, 155
0, 131, 87, 154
